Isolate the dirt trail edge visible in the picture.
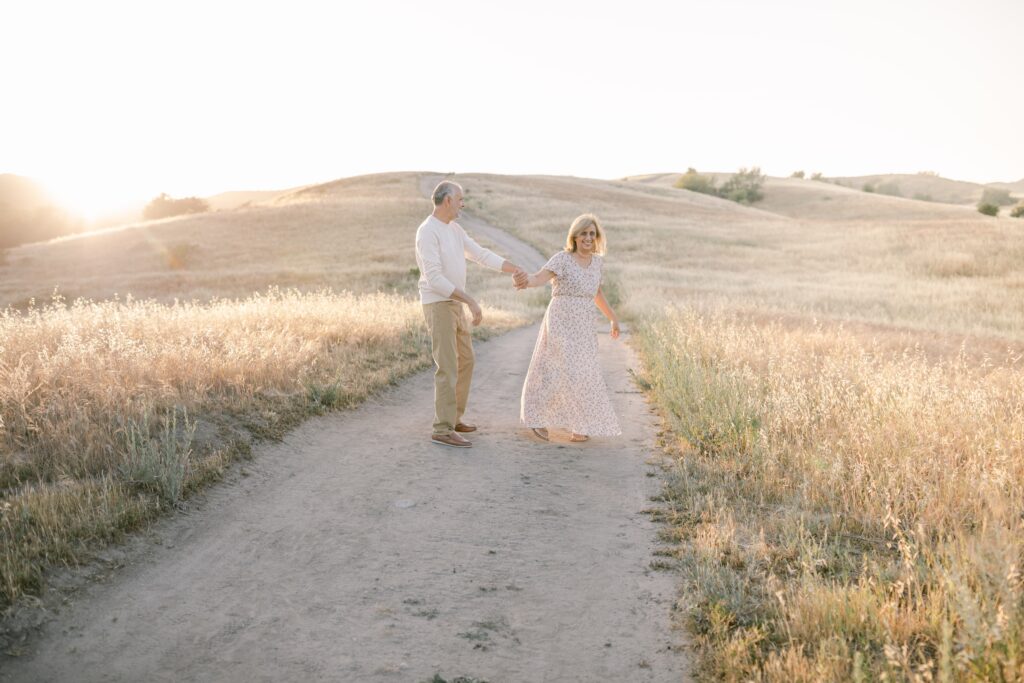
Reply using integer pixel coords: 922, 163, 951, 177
3, 184, 691, 682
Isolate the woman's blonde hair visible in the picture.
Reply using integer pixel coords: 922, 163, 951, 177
564, 213, 607, 255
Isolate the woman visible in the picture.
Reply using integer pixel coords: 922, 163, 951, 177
517, 213, 622, 442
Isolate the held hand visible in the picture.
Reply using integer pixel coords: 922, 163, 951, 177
513, 270, 529, 290
610, 320, 621, 340
468, 301, 483, 326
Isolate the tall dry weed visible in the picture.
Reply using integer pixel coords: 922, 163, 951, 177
0, 288, 525, 605
636, 308, 1024, 680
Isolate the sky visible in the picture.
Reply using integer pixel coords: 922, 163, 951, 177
3, 0, 1022, 219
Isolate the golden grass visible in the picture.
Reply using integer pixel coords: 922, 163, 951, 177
635, 308, 1024, 680
442, 171, 1024, 678
457, 173, 1024, 340
0, 173, 429, 307
5, 165, 1023, 682
0, 288, 525, 604
0, 172, 542, 608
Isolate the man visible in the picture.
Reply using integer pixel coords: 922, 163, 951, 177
415, 180, 528, 448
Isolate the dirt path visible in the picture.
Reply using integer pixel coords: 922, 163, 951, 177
2, 198, 690, 682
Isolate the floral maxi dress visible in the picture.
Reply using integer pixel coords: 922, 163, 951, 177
520, 251, 621, 437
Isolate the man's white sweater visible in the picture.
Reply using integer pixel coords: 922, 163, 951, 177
415, 215, 505, 305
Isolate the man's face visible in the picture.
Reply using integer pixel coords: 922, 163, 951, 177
447, 191, 464, 220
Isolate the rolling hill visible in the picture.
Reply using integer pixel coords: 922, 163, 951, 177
0, 174, 85, 248
2, 169, 1022, 339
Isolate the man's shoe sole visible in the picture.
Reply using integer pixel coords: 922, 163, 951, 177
431, 436, 472, 448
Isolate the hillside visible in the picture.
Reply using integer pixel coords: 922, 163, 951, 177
203, 188, 298, 211
0, 174, 84, 248
989, 178, 1024, 194
0, 173, 51, 209
0, 173, 427, 307
827, 173, 992, 204
459, 172, 1024, 339
3, 170, 1023, 339
623, 172, 979, 221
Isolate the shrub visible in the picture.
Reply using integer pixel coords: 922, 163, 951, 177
674, 168, 718, 196
790, 170, 805, 179
862, 183, 875, 193
1011, 203, 1024, 218
876, 181, 902, 197
143, 193, 210, 220
980, 187, 1014, 207
810, 172, 824, 181
165, 242, 198, 270
913, 193, 934, 202
675, 166, 766, 205
977, 202, 999, 216
719, 167, 766, 204
120, 407, 195, 505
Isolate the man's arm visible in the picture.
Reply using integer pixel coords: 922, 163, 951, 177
448, 261, 529, 326
448, 287, 483, 326
415, 228, 457, 298
461, 229, 527, 282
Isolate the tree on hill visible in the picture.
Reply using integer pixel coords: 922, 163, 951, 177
876, 181, 902, 197
674, 167, 766, 205
790, 170, 805, 179
980, 187, 1015, 207
977, 202, 999, 216
143, 193, 211, 220
673, 168, 718, 196
719, 167, 766, 204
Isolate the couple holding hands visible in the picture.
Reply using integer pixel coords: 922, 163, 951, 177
414, 181, 621, 448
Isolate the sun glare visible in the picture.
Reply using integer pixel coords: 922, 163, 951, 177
39, 176, 147, 223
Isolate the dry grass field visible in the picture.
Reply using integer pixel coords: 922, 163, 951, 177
0, 173, 535, 607
0, 173, 535, 317
635, 310, 1024, 680
826, 173, 989, 205
460, 172, 1024, 340
448, 171, 1024, 679
3, 168, 1023, 680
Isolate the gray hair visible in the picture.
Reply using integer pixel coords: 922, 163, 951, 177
432, 180, 463, 206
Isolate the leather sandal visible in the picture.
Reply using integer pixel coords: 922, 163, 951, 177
531, 427, 550, 442
569, 433, 589, 442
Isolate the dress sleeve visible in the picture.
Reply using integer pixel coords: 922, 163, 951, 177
542, 251, 566, 277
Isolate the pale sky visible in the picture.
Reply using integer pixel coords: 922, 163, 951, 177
3, 0, 1022, 218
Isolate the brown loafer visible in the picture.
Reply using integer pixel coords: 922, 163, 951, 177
431, 431, 472, 448
454, 422, 477, 433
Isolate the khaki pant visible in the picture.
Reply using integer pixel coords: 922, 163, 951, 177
423, 301, 474, 434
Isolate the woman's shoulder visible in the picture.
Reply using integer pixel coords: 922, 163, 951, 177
545, 250, 569, 264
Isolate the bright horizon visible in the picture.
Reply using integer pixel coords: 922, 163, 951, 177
3, 0, 1022, 220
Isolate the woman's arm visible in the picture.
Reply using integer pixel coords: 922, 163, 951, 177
515, 269, 556, 289
594, 286, 621, 339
